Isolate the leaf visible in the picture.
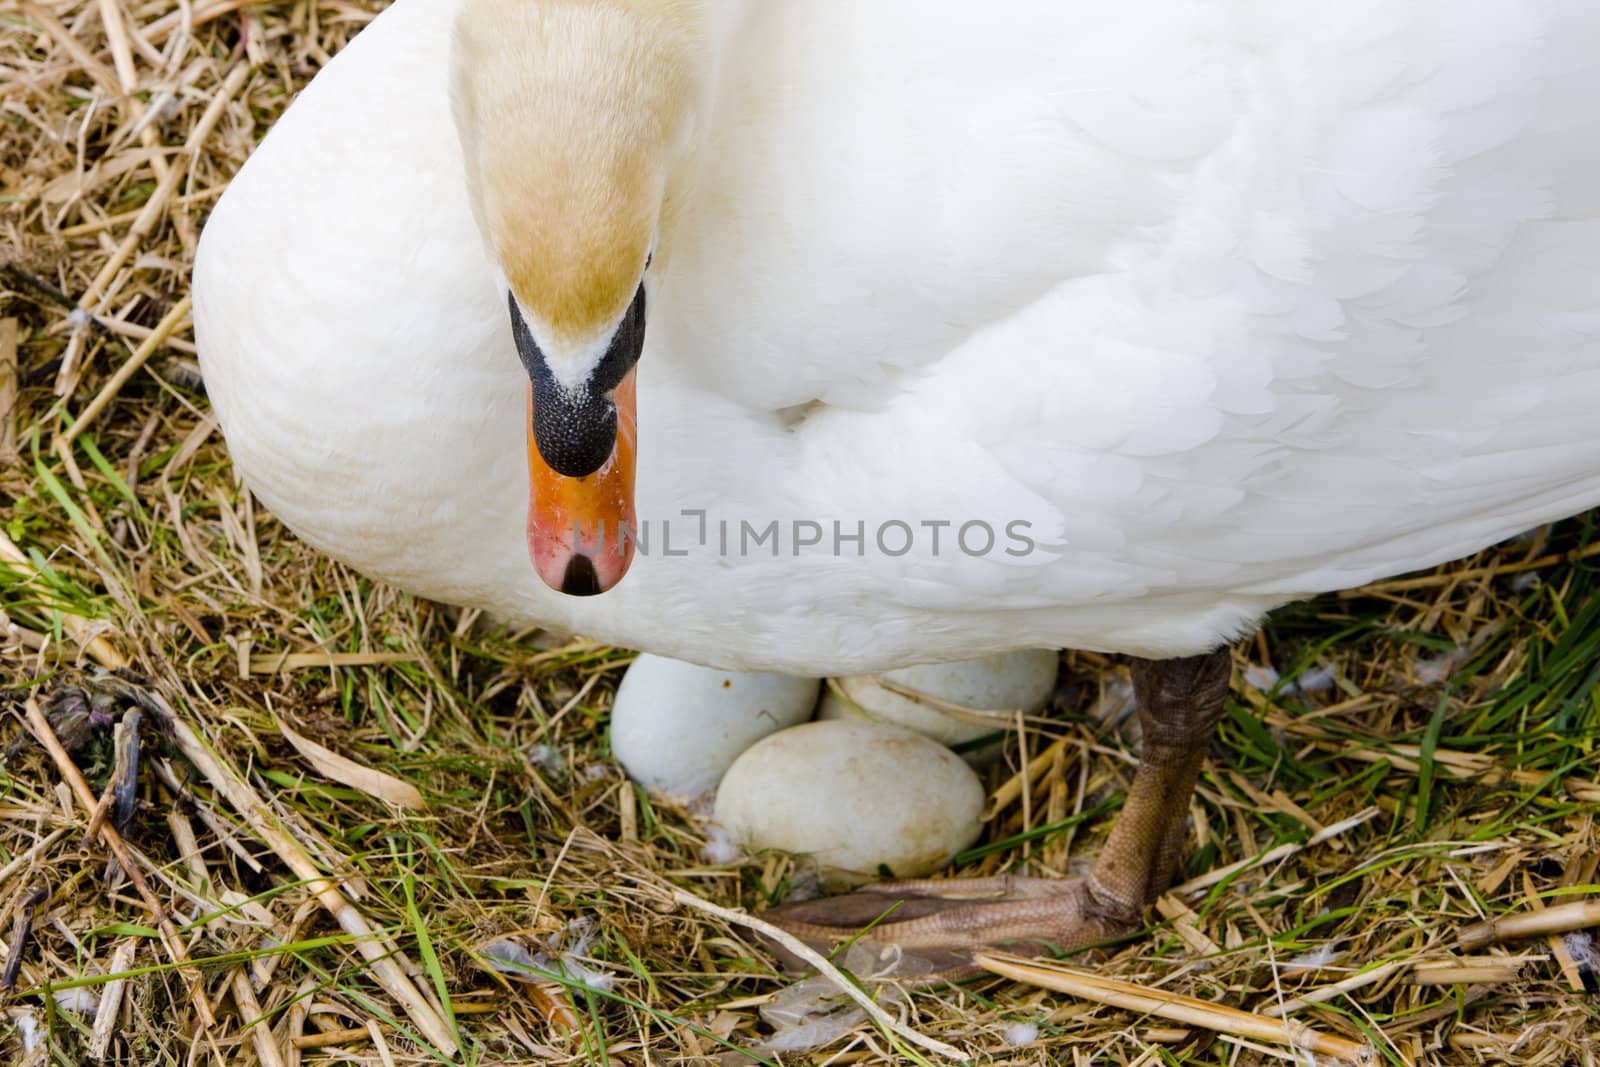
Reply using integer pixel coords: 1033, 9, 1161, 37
1414, 690, 1449, 835
91, 923, 160, 938
275, 717, 425, 810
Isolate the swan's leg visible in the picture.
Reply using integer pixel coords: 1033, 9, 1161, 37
766, 647, 1232, 973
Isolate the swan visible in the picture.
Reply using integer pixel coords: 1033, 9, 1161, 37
194, 0, 1600, 960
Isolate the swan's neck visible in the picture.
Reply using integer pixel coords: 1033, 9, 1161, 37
450, 0, 720, 344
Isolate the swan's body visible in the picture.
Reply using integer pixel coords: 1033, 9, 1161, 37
196, 0, 1600, 674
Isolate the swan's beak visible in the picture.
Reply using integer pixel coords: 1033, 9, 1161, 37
525, 367, 638, 595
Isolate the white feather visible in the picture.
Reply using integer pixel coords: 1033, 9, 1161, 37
196, 0, 1600, 671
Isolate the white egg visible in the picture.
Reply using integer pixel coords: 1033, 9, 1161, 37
609, 654, 819, 798
714, 719, 986, 885
817, 650, 1059, 747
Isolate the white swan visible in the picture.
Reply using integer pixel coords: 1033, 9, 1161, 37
195, 0, 1600, 958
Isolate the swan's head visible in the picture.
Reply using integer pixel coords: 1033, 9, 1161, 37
451, 0, 703, 596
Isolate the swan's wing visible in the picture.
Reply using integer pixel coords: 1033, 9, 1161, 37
880, 0, 1600, 636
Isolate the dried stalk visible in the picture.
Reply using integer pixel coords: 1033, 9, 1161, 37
22, 697, 219, 1031
1262, 960, 1405, 1018
1459, 897, 1600, 950
62, 296, 192, 443
158, 707, 460, 1055
2, 884, 49, 993
1410, 959, 1527, 985
976, 952, 1375, 1066
78, 61, 250, 318
88, 938, 138, 1060
0, 535, 455, 1055
669, 888, 969, 1062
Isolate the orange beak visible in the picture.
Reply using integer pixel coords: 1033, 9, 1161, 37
525, 367, 637, 595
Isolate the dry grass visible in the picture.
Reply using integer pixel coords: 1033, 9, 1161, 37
2, 2, 1598, 1064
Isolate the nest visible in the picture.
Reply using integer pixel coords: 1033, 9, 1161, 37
2, 2, 1597, 1063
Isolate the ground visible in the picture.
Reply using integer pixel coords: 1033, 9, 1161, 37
1, 2, 1598, 1064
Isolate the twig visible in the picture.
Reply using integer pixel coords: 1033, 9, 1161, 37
112, 708, 142, 832
1260, 959, 1401, 1017
79, 766, 122, 851
1458, 898, 1600, 951
56, 187, 227, 238
0, 267, 124, 350
0, 829, 70, 887
22, 697, 220, 1030
89, 939, 138, 1059
1410, 959, 1528, 985
1154, 894, 1221, 957
78, 61, 250, 318
154, 699, 460, 1055
170, 810, 288, 1067
367, 1020, 398, 1067
975, 953, 1375, 1066
98, 0, 197, 251
232, 968, 289, 1067
248, 650, 420, 675
1262, 960, 1405, 1017
668, 888, 969, 1062
143, 0, 261, 45
14, 1, 122, 97
1172, 806, 1380, 895
150, 759, 265, 874
1345, 540, 1600, 595
2, 884, 49, 993
0, 316, 18, 462
293, 1025, 384, 1050
62, 296, 192, 444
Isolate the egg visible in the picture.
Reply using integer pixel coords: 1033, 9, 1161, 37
609, 654, 820, 798
817, 649, 1059, 748
714, 719, 986, 885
